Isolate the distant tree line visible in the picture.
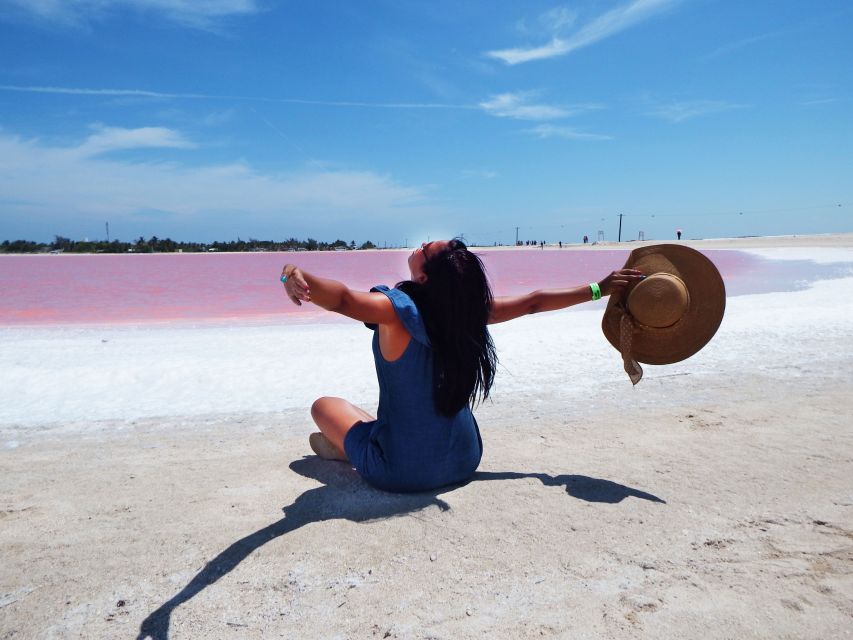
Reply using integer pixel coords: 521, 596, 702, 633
0, 235, 379, 254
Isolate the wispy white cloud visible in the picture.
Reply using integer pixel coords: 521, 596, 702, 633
461, 169, 498, 179
487, 0, 680, 65
76, 124, 196, 157
0, 128, 429, 225
1, 84, 611, 140
0, 84, 197, 98
480, 92, 601, 121
800, 97, 841, 106
488, 39, 569, 66
540, 7, 578, 32
645, 100, 747, 123
0, 0, 261, 29
0, 84, 479, 111
524, 124, 613, 141
513, 7, 579, 38
701, 32, 779, 61
480, 92, 569, 120
198, 109, 236, 126
797, 83, 844, 108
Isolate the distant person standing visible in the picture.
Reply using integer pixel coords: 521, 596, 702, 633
583, 235, 588, 244
676, 229, 682, 240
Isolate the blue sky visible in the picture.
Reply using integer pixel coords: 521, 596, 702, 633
1, 0, 851, 245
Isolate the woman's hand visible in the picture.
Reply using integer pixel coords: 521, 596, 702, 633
598, 268, 645, 297
281, 264, 311, 305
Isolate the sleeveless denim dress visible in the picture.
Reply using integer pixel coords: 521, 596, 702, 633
343, 285, 483, 493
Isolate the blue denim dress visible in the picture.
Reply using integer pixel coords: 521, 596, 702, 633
343, 286, 483, 493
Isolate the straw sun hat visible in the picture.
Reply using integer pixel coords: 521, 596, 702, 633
602, 244, 726, 384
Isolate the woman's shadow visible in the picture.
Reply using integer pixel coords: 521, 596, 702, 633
137, 458, 664, 639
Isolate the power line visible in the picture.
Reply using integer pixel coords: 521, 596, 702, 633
451, 201, 850, 240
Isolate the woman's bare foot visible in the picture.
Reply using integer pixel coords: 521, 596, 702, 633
309, 432, 349, 462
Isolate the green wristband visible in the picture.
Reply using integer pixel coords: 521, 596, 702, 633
589, 282, 602, 301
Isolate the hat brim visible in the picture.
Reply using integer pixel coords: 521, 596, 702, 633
602, 244, 726, 365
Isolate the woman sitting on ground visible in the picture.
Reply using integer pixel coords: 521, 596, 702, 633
281, 239, 641, 493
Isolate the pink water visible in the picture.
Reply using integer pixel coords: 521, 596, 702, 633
0, 248, 842, 327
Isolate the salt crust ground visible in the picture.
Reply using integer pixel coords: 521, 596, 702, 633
1, 234, 852, 639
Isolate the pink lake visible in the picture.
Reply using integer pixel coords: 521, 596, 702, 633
0, 248, 844, 327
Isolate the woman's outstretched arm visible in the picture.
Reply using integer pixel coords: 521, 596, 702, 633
488, 268, 643, 324
281, 264, 398, 325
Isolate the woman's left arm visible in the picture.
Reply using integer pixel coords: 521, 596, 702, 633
281, 264, 398, 325
488, 268, 643, 324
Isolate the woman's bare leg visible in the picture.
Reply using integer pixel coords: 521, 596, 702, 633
310, 396, 375, 461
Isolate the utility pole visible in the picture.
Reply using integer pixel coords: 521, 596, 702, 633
106, 222, 110, 243
617, 213, 623, 242
515, 226, 519, 246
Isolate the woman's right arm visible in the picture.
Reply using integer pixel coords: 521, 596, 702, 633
281, 264, 398, 325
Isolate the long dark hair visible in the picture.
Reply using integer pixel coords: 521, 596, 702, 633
398, 239, 497, 416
